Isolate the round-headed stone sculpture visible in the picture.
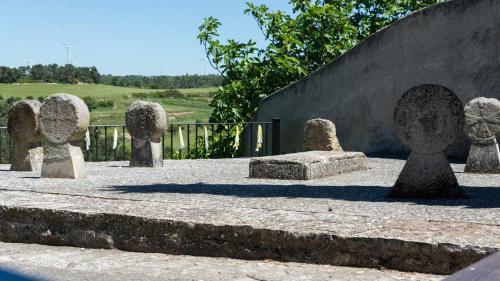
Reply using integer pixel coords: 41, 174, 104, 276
8, 100, 43, 171
126, 101, 167, 167
303, 118, 343, 152
464, 97, 500, 173
40, 93, 90, 179
390, 85, 465, 198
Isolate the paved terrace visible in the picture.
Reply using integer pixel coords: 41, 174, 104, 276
0, 158, 498, 275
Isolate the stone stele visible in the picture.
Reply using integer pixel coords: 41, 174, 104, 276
40, 94, 90, 179
125, 101, 167, 167
464, 97, 500, 173
390, 85, 465, 199
7, 100, 43, 171
249, 151, 367, 180
303, 118, 343, 152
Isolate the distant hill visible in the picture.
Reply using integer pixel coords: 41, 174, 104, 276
0, 83, 215, 125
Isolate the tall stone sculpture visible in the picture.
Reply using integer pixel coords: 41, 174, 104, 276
390, 85, 464, 198
126, 101, 167, 167
40, 94, 90, 179
7, 100, 43, 171
303, 118, 343, 152
464, 97, 500, 173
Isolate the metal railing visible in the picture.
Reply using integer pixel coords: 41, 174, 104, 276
0, 119, 280, 163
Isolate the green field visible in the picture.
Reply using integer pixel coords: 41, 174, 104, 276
0, 83, 216, 125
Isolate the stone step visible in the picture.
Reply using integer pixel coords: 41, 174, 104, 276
0, 242, 444, 281
0, 158, 498, 276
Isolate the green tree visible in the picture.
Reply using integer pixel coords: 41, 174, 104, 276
199, 0, 443, 123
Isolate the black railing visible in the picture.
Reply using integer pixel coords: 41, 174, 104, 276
0, 119, 280, 163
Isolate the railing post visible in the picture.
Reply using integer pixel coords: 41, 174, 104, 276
104, 126, 108, 161
162, 132, 165, 159
170, 125, 173, 159
272, 118, 280, 155
0, 129, 3, 163
122, 125, 126, 160
94, 127, 99, 162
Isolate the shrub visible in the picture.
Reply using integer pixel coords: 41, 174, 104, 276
82, 96, 98, 111
97, 100, 114, 108
6, 97, 21, 104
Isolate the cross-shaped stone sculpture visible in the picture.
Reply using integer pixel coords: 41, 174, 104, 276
126, 100, 167, 167
8, 100, 43, 171
390, 85, 465, 199
464, 97, 500, 173
40, 93, 90, 179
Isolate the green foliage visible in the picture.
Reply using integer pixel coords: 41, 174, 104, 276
0, 64, 100, 84
83, 96, 99, 111
83, 96, 114, 111
199, 0, 443, 123
100, 74, 223, 89
131, 89, 184, 99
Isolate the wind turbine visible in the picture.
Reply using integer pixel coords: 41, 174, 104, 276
199, 58, 207, 75
62, 41, 76, 65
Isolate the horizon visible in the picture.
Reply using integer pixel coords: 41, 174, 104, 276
0, 0, 290, 76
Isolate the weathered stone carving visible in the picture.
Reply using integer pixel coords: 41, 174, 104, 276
40, 94, 90, 179
390, 85, 464, 198
303, 118, 343, 152
7, 100, 43, 171
464, 97, 500, 173
126, 101, 167, 167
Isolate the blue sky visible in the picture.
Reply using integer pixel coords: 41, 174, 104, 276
0, 0, 291, 75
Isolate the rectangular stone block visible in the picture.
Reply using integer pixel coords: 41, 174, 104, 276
249, 151, 367, 180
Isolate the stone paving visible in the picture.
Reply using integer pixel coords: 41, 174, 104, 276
0, 158, 498, 274
0, 242, 443, 281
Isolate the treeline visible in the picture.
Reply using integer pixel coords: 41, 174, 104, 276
0, 64, 100, 84
0, 64, 223, 89
100, 74, 223, 89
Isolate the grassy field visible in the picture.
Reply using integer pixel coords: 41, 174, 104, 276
0, 83, 216, 125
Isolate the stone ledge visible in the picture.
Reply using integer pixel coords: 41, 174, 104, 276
249, 151, 367, 180
0, 205, 495, 276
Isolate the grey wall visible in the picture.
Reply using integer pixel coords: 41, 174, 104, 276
250, 0, 500, 158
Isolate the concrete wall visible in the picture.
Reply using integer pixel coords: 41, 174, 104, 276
250, 0, 500, 158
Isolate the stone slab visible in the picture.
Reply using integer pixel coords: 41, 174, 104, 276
249, 151, 367, 180
0, 242, 443, 281
0, 158, 498, 275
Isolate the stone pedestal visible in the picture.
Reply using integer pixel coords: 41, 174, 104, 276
465, 139, 500, 173
10, 144, 43, 172
249, 151, 367, 180
40, 94, 90, 179
390, 85, 465, 198
126, 101, 167, 168
130, 139, 163, 167
41, 143, 87, 179
7, 100, 43, 171
390, 152, 462, 198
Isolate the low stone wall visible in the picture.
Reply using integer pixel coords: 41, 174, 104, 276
0, 205, 494, 275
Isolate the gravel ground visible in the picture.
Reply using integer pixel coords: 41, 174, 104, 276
0, 242, 444, 281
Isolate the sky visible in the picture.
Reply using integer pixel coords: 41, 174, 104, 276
0, 0, 291, 75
